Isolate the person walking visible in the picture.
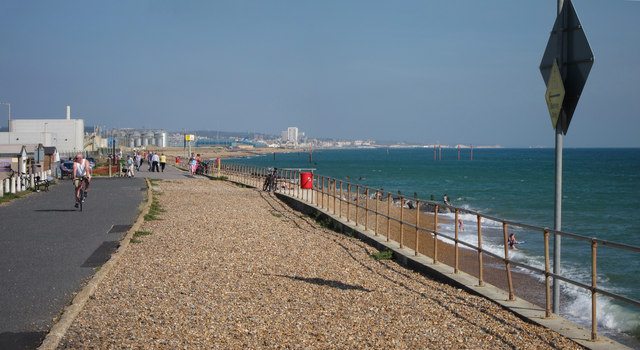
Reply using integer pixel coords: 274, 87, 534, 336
189, 153, 197, 175
126, 155, 135, 178
152, 152, 160, 172
160, 153, 167, 172
135, 152, 142, 171
147, 152, 153, 171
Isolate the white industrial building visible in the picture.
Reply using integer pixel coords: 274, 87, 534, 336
0, 106, 84, 154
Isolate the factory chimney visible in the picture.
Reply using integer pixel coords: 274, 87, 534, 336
66, 106, 70, 120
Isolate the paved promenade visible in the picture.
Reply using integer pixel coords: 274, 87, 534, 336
56, 178, 581, 349
0, 176, 145, 349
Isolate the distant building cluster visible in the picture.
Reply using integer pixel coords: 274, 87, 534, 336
107, 129, 168, 148
280, 126, 303, 146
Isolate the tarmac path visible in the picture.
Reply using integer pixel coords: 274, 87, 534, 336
0, 163, 196, 349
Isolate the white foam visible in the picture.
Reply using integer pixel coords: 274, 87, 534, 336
435, 209, 639, 339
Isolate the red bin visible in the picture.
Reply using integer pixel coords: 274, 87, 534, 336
300, 172, 313, 189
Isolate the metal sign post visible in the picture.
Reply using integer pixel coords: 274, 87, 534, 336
540, 0, 594, 314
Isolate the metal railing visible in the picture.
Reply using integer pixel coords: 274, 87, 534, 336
213, 162, 639, 342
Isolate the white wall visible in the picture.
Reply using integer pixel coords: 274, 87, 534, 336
4, 119, 84, 153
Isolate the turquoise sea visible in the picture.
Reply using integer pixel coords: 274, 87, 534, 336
227, 147, 640, 344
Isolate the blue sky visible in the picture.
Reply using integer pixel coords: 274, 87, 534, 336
1, 0, 638, 147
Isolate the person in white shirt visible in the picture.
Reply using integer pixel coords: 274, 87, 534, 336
72, 153, 92, 207
151, 153, 160, 172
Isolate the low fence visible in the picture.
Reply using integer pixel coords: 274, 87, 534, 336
213, 162, 640, 342
1, 169, 53, 197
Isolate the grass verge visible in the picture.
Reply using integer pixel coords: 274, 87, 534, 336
144, 196, 165, 221
370, 249, 394, 260
133, 230, 152, 237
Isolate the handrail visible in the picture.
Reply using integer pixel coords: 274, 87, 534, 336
216, 162, 640, 341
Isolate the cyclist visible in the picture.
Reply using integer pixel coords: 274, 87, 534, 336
73, 153, 92, 208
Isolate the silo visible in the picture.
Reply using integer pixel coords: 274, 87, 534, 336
154, 131, 166, 148
133, 131, 142, 147
160, 131, 168, 147
144, 131, 155, 146
127, 130, 135, 148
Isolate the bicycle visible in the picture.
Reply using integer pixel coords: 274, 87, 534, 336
74, 176, 88, 211
8, 170, 31, 191
262, 168, 278, 192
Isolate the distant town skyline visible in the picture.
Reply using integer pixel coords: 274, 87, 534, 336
1, 1, 639, 148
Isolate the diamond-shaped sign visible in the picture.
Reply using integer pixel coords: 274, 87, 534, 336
545, 60, 565, 130
540, 0, 594, 134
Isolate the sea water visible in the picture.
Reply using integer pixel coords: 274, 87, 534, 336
228, 148, 640, 344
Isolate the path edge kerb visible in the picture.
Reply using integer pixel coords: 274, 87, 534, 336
38, 178, 154, 350
272, 191, 630, 350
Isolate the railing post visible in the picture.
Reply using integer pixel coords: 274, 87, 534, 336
375, 190, 379, 236
454, 209, 459, 273
415, 201, 420, 256
477, 215, 484, 286
433, 205, 439, 264
544, 230, 551, 318
355, 185, 359, 226
323, 177, 327, 209
400, 196, 404, 248
503, 223, 515, 301
323, 176, 327, 209
347, 184, 351, 222
386, 193, 391, 242
365, 188, 369, 231
333, 179, 338, 215
591, 239, 598, 341
320, 176, 324, 209
339, 181, 343, 218
315, 175, 319, 206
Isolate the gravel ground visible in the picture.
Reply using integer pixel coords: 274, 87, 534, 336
59, 179, 581, 349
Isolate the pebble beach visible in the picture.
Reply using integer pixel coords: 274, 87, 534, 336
58, 179, 582, 349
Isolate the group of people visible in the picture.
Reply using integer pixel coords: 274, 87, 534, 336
124, 151, 167, 177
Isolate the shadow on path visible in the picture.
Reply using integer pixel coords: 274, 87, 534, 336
0, 331, 47, 350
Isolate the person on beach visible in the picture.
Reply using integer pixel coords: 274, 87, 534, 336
458, 218, 464, 231
508, 233, 519, 250
443, 193, 451, 206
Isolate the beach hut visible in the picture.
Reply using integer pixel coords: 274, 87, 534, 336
0, 145, 28, 180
